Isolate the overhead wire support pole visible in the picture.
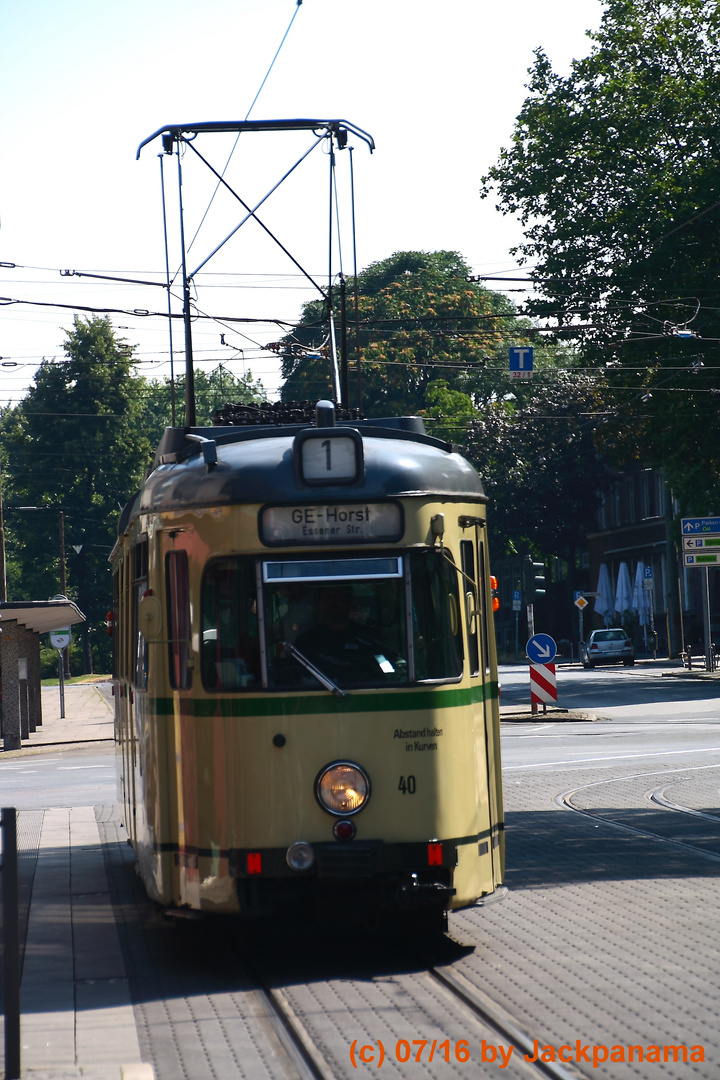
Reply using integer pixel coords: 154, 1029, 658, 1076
339, 273, 348, 407
331, 135, 349, 407
327, 131, 342, 404
348, 145, 362, 412
159, 152, 177, 426
173, 138, 196, 428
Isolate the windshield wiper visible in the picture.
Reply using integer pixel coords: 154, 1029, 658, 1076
282, 642, 347, 698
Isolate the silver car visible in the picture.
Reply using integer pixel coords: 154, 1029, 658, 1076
581, 628, 634, 668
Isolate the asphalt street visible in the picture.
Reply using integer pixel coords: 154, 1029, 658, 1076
500, 658, 720, 722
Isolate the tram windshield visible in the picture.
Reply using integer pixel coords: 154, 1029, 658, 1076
264, 557, 408, 689
200, 550, 463, 692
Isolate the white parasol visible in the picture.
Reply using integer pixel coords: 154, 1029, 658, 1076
594, 563, 614, 627
632, 562, 652, 627
614, 561, 633, 621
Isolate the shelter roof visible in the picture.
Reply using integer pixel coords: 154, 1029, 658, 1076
0, 597, 85, 635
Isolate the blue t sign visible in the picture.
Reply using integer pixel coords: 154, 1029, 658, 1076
509, 346, 533, 370
509, 346, 534, 380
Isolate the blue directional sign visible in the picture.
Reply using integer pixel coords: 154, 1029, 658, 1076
526, 633, 557, 664
681, 517, 720, 534
509, 346, 534, 372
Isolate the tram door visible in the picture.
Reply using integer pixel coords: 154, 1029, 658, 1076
461, 531, 504, 885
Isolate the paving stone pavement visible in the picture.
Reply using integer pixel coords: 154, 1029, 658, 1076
3, 681, 719, 1079
1, 683, 154, 1080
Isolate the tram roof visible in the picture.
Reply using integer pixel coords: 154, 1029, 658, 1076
117, 416, 486, 538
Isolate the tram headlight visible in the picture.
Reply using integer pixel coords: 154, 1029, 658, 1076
315, 761, 370, 816
286, 841, 315, 871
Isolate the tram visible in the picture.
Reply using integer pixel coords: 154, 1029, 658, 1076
111, 400, 504, 928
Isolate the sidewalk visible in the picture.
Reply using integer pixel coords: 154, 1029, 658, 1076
1, 683, 154, 1080
18, 681, 116, 750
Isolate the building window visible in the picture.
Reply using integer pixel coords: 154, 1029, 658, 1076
656, 472, 665, 518
625, 478, 635, 524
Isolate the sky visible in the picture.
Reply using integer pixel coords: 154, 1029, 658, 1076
0, 0, 604, 407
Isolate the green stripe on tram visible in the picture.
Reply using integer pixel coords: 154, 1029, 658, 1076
149, 683, 499, 718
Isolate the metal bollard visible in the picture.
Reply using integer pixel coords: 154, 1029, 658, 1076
2, 807, 21, 1079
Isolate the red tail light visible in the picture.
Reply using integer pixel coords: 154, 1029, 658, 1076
427, 843, 443, 866
246, 853, 262, 874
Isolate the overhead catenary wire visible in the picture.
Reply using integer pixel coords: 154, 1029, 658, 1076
184, 0, 306, 261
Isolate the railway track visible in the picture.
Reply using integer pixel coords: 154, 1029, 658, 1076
243, 937, 583, 1080
105, 810, 589, 1080
557, 762, 720, 864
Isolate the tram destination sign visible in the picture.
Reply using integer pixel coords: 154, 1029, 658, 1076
261, 502, 403, 545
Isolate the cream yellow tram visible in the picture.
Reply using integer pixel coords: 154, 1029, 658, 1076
111, 401, 503, 929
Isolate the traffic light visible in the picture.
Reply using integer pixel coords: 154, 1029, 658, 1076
523, 557, 546, 602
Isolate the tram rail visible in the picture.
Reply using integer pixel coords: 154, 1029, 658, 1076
237, 934, 584, 1080
557, 762, 720, 865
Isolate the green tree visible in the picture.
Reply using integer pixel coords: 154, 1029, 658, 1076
463, 367, 611, 569
280, 251, 529, 417
481, 0, 720, 512
1, 316, 153, 672
140, 364, 266, 447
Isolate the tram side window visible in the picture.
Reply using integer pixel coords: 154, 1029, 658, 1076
131, 540, 149, 689
460, 539, 480, 677
166, 550, 192, 690
111, 569, 120, 681
478, 539, 492, 675
201, 558, 260, 691
410, 550, 463, 681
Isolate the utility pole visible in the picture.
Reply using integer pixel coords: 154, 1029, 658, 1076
0, 458, 6, 602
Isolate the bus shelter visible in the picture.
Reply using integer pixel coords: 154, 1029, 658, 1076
0, 598, 85, 751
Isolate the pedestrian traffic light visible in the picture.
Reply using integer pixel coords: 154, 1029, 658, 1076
523, 557, 546, 602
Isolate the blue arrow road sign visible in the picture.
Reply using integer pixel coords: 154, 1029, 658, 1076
681, 517, 720, 534
526, 633, 557, 664
509, 346, 534, 372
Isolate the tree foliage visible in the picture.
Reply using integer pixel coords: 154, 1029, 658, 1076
0, 325, 267, 672
481, 0, 720, 512
1, 316, 153, 670
280, 251, 530, 416
280, 249, 612, 568
140, 364, 266, 446
462, 368, 611, 567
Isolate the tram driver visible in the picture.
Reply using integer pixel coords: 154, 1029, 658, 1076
292, 583, 404, 685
